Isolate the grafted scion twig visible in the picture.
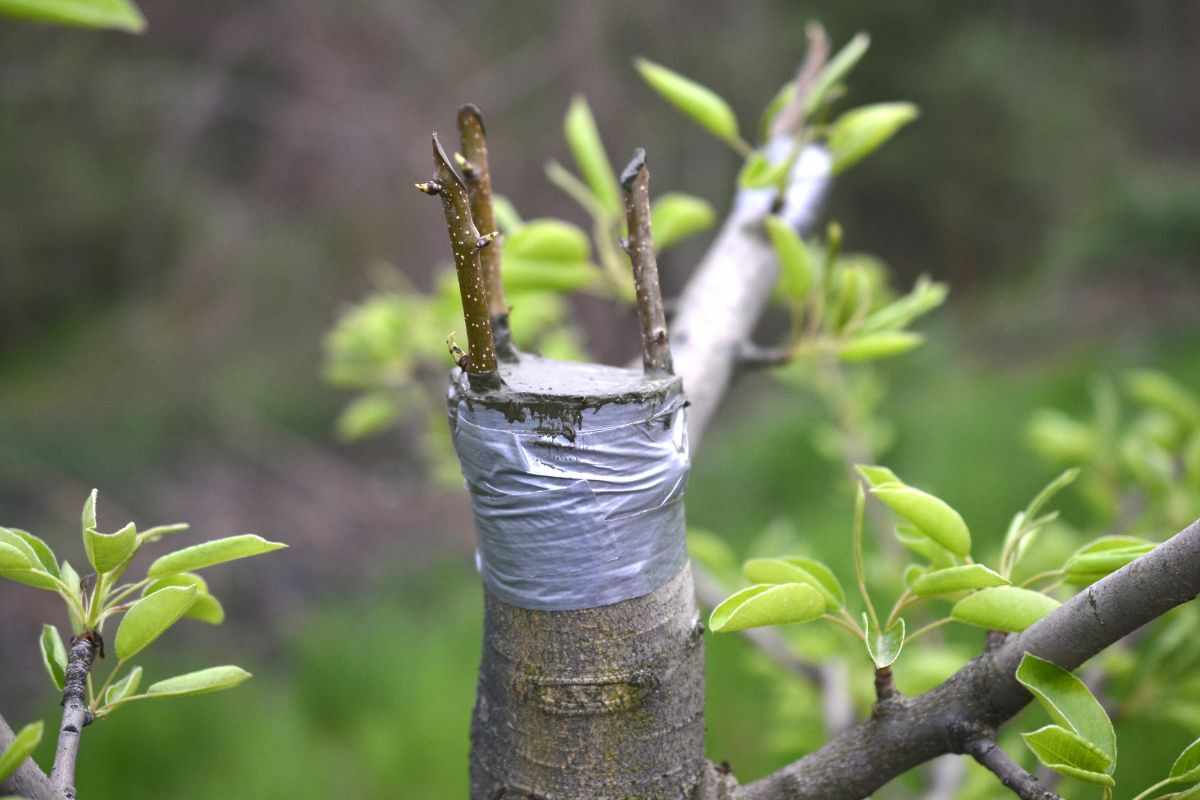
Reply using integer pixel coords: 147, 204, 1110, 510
620, 148, 673, 376
456, 104, 509, 334
416, 133, 500, 388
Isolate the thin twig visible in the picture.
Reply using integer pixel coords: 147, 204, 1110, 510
770, 22, 831, 139
620, 148, 673, 375
456, 104, 508, 323
964, 738, 1061, 800
50, 633, 100, 799
416, 132, 500, 388
736, 342, 794, 371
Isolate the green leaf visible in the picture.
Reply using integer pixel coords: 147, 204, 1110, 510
864, 614, 905, 668
870, 484, 971, 556
136, 523, 190, 546
759, 79, 795, 141
5, 529, 57, 576
0, 0, 143, 31
912, 564, 1009, 597
858, 276, 948, 334
1170, 736, 1200, 782
650, 193, 715, 250
82, 489, 98, 536
0, 529, 40, 569
84, 521, 137, 574
1016, 653, 1116, 763
1024, 467, 1081, 521
1126, 370, 1200, 428
708, 583, 825, 633
114, 585, 198, 660
0, 720, 43, 783
336, 392, 400, 442
827, 102, 919, 175
1021, 724, 1113, 779
856, 464, 901, 488
1063, 544, 1155, 586
738, 152, 792, 189
145, 666, 252, 699
1159, 786, 1200, 800
894, 524, 959, 569
563, 96, 621, 216
60, 561, 81, 602
839, 332, 924, 363
951, 587, 1060, 632
635, 58, 741, 147
803, 32, 871, 118
903, 564, 926, 588
491, 195, 523, 234
39, 624, 67, 692
742, 557, 844, 610
764, 216, 816, 303
105, 666, 142, 705
146, 534, 287, 578
502, 220, 600, 294
1027, 410, 1097, 463
145, 573, 225, 625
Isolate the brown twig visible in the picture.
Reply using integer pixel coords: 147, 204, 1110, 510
416, 133, 500, 388
620, 148, 673, 375
50, 633, 100, 799
965, 738, 1062, 800
456, 105, 508, 326
770, 22, 831, 139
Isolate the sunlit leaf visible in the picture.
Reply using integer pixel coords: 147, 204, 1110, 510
650, 193, 715, 250
827, 102, 918, 175
146, 535, 287, 578
839, 332, 924, 362
1021, 724, 1113, 780
144, 573, 226, 625
864, 614, 905, 668
0, 0, 144, 31
136, 523, 190, 546
708, 583, 825, 633
1126, 370, 1200, 428
5, 529, 57, 576
950, 587, 1060, 633
635, 58, 741, 146
858, 276, 948, 334
803, 32, 870, 118
1063, 544, 1155, 586
145, 666, 252, 699
105, 666, 142, 705
84, 521, 137, 574
114, 586, 198, 660
738, 152, 791, 189
0, 720, 43, 784
871, 483, 971, 556
742, 557, 844, 610
856, 464, 901, 489
764, 216, 817, 303
912, 564, 1009, 597
1171, 736, 1200, 783
563, 96, 621, 216
1017, 653, 1116, 762
38, 624, 66, 692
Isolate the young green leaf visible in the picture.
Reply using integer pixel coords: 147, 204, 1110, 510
708, 583, 825, 633
894, 525, 959, 570
336, 392, 400, 442
59, 561, 81, 603
858, 276, 948, 335
827, 102, 919, 175
145, 573, 226, 625
105, 666, 143, 705
114, 585, 198, 660
864, 614, 905, 668
1016, 653, 1117, 762
903, 564, 925, 588
84, 521, 137, 574
870, 484, 971, 556
146, 534, 287, 578
136, 523, 190, 546
563, 96, 621, 216
1063, 544, 1155, 586
742, 557, 844, 610
1024, 468, 1081, 520
5, 529, 57, 576
0, 720, 43, 784
911, 564, 1009, 597
839, 332, 924, 363
0, 0, 145, 31
1021, 724, 1114, 783
635, 58, 741, 147
1159, 786, 1200, 800
803, 32, 870, 118
1026, 410, 1097, 463
1126, 370, 1200, 428
855, 464, 902, 489
950, 587, 1060, 633
501, 219, 600, 293
650, 193, 715, 251
39, 624, 67, 692
145, 666, 252, 699
738, 152, 792, 189
764, 216, 817, 303
0, 529, 40, 569
81, 489, 98, 536
1171, 736, 1200, 783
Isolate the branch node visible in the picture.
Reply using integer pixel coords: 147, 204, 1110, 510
414, 180, 442, 196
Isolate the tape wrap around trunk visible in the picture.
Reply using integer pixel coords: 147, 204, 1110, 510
450, 378, 690, 611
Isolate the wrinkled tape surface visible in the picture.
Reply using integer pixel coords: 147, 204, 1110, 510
451, 387, 690, 611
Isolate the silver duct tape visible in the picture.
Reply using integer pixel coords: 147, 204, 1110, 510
451, 384, 690, 611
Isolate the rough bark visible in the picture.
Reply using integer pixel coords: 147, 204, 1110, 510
965, 738, 1060, 800
0, 713, 62, 800
457, 104, 507, 321
49, 633, 99, 799
621, 149, 673, 376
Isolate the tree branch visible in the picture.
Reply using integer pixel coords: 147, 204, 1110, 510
456, 104, 508, 323
50, 632, 100, 799
0, 712, 62, 800
621, 148, 673, 376
964, 737, 1061, 800
716, 516, 1200, 799
416, 132, 499, 388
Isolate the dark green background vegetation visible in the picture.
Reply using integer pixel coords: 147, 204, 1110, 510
1, 1, 1198, 797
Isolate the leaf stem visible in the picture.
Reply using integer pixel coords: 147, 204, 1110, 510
1019, 570, 1064, 589
906, 617, 953, 643
853, 484, 882, 634
1130, 777, 1180, 800
823, 613, 865, 641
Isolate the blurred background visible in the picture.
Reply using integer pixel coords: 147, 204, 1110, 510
1, 1, 1198, 797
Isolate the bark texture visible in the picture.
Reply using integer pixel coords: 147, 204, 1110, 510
471, 564, 705, 799
50, 633, 98, 799
0, 714, 61, 800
